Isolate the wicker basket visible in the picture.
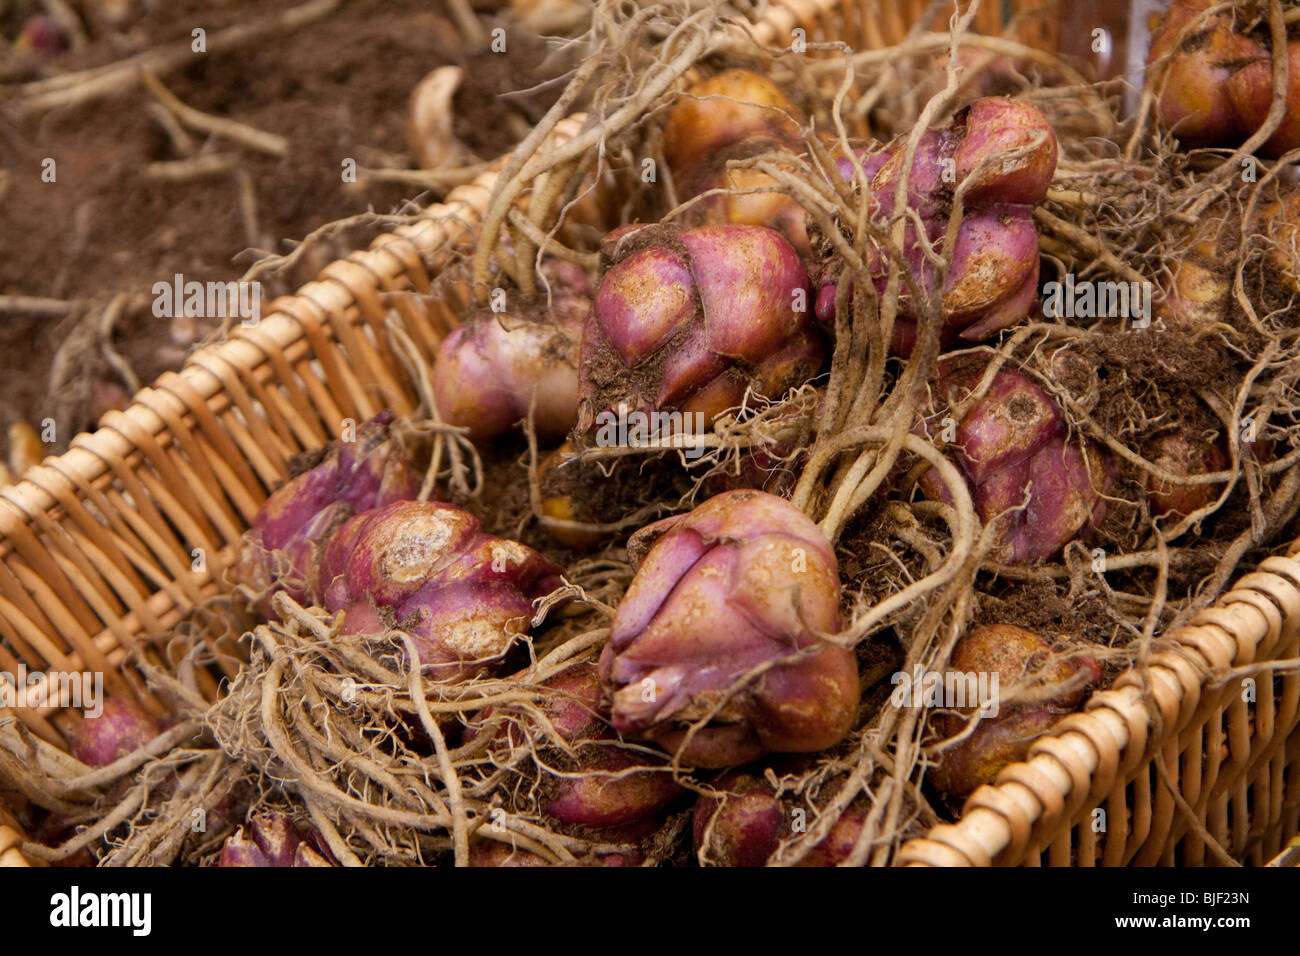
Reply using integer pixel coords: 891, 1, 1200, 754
1, 0, 1297, 867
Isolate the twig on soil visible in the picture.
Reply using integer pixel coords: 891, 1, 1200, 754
145, 154, 238, 181
141, 70, 289, 158
145, 103, 198, 157
97, 293, 141, 396
234, 167, 268, 251
13, 0, 344, 116
444, 0, 488, 49
0, 295, 86, 315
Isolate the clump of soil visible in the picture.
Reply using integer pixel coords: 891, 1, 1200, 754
975, 578, 1120, 646
450, 432, 695, 561
1050, 328, 1229, 438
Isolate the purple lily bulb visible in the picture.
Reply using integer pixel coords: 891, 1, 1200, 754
72, 697, 161, 768
471, 662, 684, 830
318, 501, 563, 681
577, 224, 824, 436
693, 767, 868, 866
598, 490, 859, 768
531, 664, 683, 829
919, 360, 1112, 564
237, 411, 419, 613
433, 260, 591, 443
217, 811, 335, 867
813, 97, 1057, 354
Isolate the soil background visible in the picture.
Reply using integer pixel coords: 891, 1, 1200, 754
0, 0, 561, 456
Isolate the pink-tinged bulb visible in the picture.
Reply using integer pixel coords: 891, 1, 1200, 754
542, 744, 683, 829
813, 98, 1056, 352
705, 441, 800, 497
834, 147, 888, 185
474, 663, 684, 829
693, 769, 867, 866
433, 264, 590, 443
578, 224, 822, 435
72, 698, 162, 768
319, 501, 562, 682
1145, 428, 1229, 518
664, 69, 877, 256
217, 811, 335, 867
693, 771, 782, 867
867, 130, 951, 221
1224, 39, 1300, 157
662, 69, 805, 185
930, 707, 1064, 799
929, 624, 1102, 798
942, 206, 1040, 326
669, 136, 869, 259
951, 98, 1058, 206
511, 663, 609, 744
237, 412, 420, 613
595, 248, 695, 364
599, 490, 859, 768
1156, 52, 1241, 147
665, 68, 806, 252
16, 16, 70, 55
919, 361, 1111, 565
467, 839, 645, 867
467, 843, 554, 867
1147, 1, 1245, 147
1148, 0, 1300, 156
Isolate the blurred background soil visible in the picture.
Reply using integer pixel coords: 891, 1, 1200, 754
0, 0, 567, 461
